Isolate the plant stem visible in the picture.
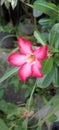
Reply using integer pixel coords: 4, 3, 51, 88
9, 47, 18, 54
9, 123, 16, 130
27, 80, 37, 110
24, 80, 37, 130
34, 17, 37, 30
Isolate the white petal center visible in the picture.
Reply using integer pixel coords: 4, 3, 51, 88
27, 54, 36, 63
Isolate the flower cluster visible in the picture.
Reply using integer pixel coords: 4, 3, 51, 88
8, 37, 48, 82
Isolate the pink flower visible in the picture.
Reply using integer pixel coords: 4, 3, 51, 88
23, 111, 32, 118
23, 109, 34, 118
8, 37, 48, 82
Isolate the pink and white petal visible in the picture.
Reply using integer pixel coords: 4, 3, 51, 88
34, 60, 42, 69
31, 61, 43, 78
8, 52, 26, 66
18, 63, 32, 82
18, 36, 33, 54
34, 46, 48, 61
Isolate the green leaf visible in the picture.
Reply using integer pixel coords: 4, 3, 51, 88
0, 67, 19, 83
7, 103, 17, 115
0, 100, 8, 113
49, 23, 59, 47
34, 30, 46, 45
49, 48, 59, 53
11, 0, 18, 9
42, 57, 53, 74
22, 119, 28, 130
0, 100, 17, 115
0, 90, 4, 99
0, 118, 8, 130
4, 0, 10, 9
53, 67, 59, 87
48, 114, 57, 122
36, 127, 41, 130
0, 0, 5, 5
0, 100, 18, 118
14, 126, 23, 130
38, 18, 53, 26
32, 1, 58, 17
37, 67, 55, 88
55, 57, 59, 66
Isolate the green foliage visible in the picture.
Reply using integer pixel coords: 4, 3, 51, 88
0, 100, 17, 114
33, 1, 58, 17
55, 57, 59, 67
0, 0, 59, 129
37, 67, 55, 88
0, 0, 18, 9
14, 126, 23, 130
53, 67, 59, 87
48, 114, 57, 122
0, 118, 8, 130
11, 0, 18, 9
0, 67, 19, 83
42, 57, 53, 74
37, 93, 59, 125
49, 23, 59, 48
0, 90, 4, 99
0, 25, 16, 33
38, 18, 55, 27
34, 30, 47, 45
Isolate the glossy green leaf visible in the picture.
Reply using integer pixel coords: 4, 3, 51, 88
0, 67, 19, 83
37, 67, 55, 88
34, 30, 46, 45
32, 1, 58, 17
49, 23, 59, 47
38, 18, 53, 26
0, 118, 8, 130
53, 67, 59, 87
42, 57, 53, 74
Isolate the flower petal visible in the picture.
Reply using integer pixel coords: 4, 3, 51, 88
18, 63, 32, 82
8, 52, 26, 66
31, 60, 43, 78
34, 46, 48, 60
18, 37, 33, 54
